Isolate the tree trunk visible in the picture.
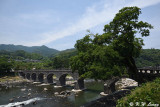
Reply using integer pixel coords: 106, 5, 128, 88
104, 77, 120, 94
127, 56, 141, 83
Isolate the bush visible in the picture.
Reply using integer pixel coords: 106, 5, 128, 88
117, 78, 160, 107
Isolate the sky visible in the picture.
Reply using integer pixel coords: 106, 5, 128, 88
0, 0, 160, 50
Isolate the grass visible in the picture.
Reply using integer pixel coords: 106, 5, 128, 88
116, 78, 160, 107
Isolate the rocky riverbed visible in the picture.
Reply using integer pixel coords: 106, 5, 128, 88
0, 79, 104, 107
0, 76, 29, 87
84, 78, 138, 107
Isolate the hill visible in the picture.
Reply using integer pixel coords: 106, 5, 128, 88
0, 44, 159, 68
50, 48, 160, 68
49, 48, 77, 69
0, 44, 59, 56
51, 48, 77, 58
136, 49, 160, 67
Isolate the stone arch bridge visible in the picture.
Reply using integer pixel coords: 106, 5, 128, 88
13, 67, 160, 91
103, 67, 160, 94
13, 69, 84, 90
137, 67, 160, 83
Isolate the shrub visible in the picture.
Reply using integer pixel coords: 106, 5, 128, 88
117, 78, 160, 107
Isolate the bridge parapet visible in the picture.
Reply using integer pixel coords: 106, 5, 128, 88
12, 69, 75, 72
138, 68, 160, 74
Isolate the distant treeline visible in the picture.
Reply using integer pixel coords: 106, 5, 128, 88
47, 48, 160, 69
0, 50, 44, 60
0, 47, 159, 76
51, 48, 160, 68
136, 49, 160, 68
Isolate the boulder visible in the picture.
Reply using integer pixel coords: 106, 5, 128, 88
54, 92, 59, 95
60, 91, 66, 95
20, 103, 25, 106
43, 88, 48, 91
32, 101, 37, 105
22, 96, 26, 98
28, 93, 31, 96
21, 88, 26, 91
9, 98, 14, 102
66, 90, 71, 95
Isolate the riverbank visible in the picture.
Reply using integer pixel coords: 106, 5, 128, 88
0, 76, 29, 86
83, 78, 138, 107
83, 89, 131, 107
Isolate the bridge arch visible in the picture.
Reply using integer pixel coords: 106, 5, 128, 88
26, 73, 30, 80
31, 73, 36, 81
47, 73, 57, 84
58, 73, 75, 86
38, 73, 44, 83
19, 72, 25, 78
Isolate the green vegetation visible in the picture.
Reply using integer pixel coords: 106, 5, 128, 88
0, 50, 44, 60
0, 46, 159, 77
0, 57, 12, 72
49, 49, 77, 69
0, 47, 77, 76
0, 44, 59, 56
70, 6, 153, 81
136, 49, 160, 68
117, 78, 160, 107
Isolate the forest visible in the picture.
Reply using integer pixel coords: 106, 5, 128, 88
0, 47, 159, 74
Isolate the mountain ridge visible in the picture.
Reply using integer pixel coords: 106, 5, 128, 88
0, 44, 59, 56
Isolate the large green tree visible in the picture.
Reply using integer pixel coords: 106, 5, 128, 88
70, 6, 153, 82
103, 7, 153, 81
70, 33, 126, 80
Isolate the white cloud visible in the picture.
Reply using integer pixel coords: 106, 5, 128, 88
6, 0, 160, 46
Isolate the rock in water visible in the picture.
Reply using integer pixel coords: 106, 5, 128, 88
28, 93, 31, 96
22, 96, 26, 98
21, 88, 26, 91
33, 101, 37, 105
44, 88, 48, 91
20, 103, 25, 106
66, 90, 71, 95
54, 92, 59, 95
9, 98, 14, 102
60, 91, 66, 95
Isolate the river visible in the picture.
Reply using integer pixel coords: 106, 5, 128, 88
0, 80, 103, 107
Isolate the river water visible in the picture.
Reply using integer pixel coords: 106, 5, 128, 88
0, 80, 103, 107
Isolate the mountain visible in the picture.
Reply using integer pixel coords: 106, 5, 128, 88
0, 44, 59, 56
51, 48, 77, 58
136, 49, 160, 67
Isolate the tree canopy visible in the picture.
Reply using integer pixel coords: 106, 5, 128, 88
70, 6, 153, 81
0, 57, 12, 73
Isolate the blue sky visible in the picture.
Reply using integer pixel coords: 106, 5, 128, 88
0, 0, 160, 50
